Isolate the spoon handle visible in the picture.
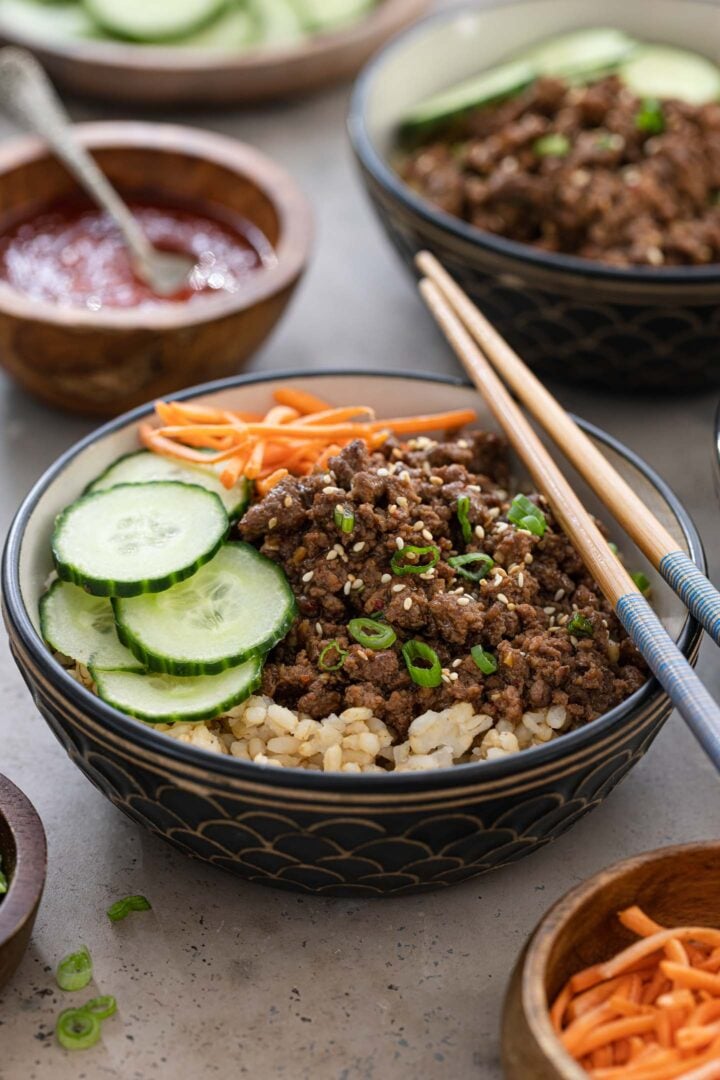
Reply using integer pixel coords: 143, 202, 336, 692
0, 47, 154, 273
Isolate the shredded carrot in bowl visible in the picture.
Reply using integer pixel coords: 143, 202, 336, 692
550, 906, 720, 1078
139, 387, 477, 491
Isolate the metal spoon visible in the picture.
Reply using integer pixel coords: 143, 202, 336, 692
0, 47, 194, 297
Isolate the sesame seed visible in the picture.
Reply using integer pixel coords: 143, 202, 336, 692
495, 521, 508, 533
420, 569, 435, 580
316, 622, 323, 635
572, 603, 579, 612
412, 521, 424, 531
487, 507, 501, 519
430, 476, 443, 487
326, 550, 338, 561
353, 542, 365, 553
388, 504, 399, 515
441, 673, 451, 685
399, 470, 411, 482
454, 586, 465, 595
554, 589, 565, 602
422, 461, 431, 475
403, 597, 412, 610
268, 517, 278, 529
422, 529, 434, 542
377, 467, 389, 477
457, 597, 470, 606
457, 439, 469, 449
343, 580, 351, 595
302, 571, 314, 583
570, 635, 579, 647
452, 658, 462, 668
492, 575, 503, 587
396, 537, 404, 550
558, 614, 569, 625
543, 606, 555, 615
353, 579, 364, 590
507, 602, 516, 611
323, 486, 340, 495
449, 671, 459, 681
388, 462, 398, 474
392, 584, 405, 593
396, 495, 408, 509
283, 496, 292, 508
517, 573, 524, 588
497, 593, 509, 605
524, 553, 533, 564
474, 525, 485, 539
381, 573, 392, 584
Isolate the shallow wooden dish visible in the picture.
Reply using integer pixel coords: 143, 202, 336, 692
0, 121, 312, 417
0, 0, 429, 107
0, 773, 47, 991
502, 842, 720, 1079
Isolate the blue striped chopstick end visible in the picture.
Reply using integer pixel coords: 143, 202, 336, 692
660, 549, 720, 647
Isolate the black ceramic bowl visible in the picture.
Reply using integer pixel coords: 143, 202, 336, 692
348, 0, 720, 394
1, 372, 704, 897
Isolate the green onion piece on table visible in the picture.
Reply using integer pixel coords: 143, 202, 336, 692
635, 98, 665, 134
56, 946, 93, 991
471, 646, 498, 675
348, 618, 397, 650
318, 640, 348, 672
631, 571, 652, 597
456, 496, 473, 544
448, 553, 494, 581
83, 995, 117, 1020
402, 640, 442, 688
533, 133, 571, 157
567, 612, 594, 638
106, 895, 152, 923
55, 1007, 102, 1051
391, 544, 440, 575
507, 493, 547, 537
333, 506, 355, 534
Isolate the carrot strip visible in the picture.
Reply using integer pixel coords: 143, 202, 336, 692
262, 405, 299, 425
367, 409, 477, 433
292, 406, 375, 426
272, 387, 331, 413
256, 469, 288, 495
619, 908, 666, 939
599, 930, 720, 981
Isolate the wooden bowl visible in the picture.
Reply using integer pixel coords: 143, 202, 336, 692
502, 841, 720, 1079
0, 0, 429, 107
0, 773, 46, 990
0, 121, 312, 417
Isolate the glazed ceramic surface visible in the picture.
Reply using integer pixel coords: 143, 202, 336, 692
349, 0, 720, 392
1, 373, 704, 897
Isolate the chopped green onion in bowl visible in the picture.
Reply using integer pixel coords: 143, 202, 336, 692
632, 571, 652, 597
391, 544, 440, 575
317, 640, 348, 672
106, 894, 152, 923
402, 640, 442, 688
448, 552, 494, 581
471, 646, 498, 674
635, 98, 665, 134
508, 493, 547, 537
333, 506, 355, 534
533, 133, 571, 157
456, 495, 473, 544
0, 853, 7, 896
348, 617, 396, 650
56, 946, 93, 991
567, 612, 594, 638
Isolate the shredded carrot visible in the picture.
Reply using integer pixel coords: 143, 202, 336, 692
137, 387, 478, 490
550, 907, 720, 1078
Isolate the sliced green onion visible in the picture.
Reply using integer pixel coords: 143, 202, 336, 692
318, 640, 348, 672
456, 496, 472, 544
56, 1007, 101, 1051
0, 868, 7, 895
508, 493, 547, 537
567, 612, 594, 638
106, 895, 152, 923
56, 946, 93, 992
631, 571, 652, 597
635, 98, 664, 135
82, 995, 117, 1020
533, 133, 571, 158
402, 640, 442, 688
471, 646, 498, 675
391, 544, 440, 575
333, 506, 355, 534
608, 541, 620, 556
348, 618, 397, 650
448, 552, 494, 582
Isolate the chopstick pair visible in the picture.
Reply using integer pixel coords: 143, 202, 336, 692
415, 251, 720, 771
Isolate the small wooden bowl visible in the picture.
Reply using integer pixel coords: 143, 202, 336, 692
0, 773, 47, 991
0, 121, 312, 417
502, 842, 720, 1079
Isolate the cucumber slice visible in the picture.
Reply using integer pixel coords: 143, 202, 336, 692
0, 0, 96, 41
83, 0, 225, 42
40, 579, 141, 670
294, 0, 373, 34
179, 5, 259, 48
518, 27, 637, 79
52, 482, 228, 598
113, 542, 296, 676
401, 59, 536, 131
619, 46, 720, 106
248, 0, 304, 45
91, 658, 262, 723
87, 451, 251, 521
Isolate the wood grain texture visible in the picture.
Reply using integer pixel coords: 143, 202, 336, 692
501, 842, 720, 1079
0, 123, 312, 416
0, 773, 46, 991
0, 0, 429, 107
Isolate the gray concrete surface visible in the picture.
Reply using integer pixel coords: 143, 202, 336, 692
1, 76, 719, 1080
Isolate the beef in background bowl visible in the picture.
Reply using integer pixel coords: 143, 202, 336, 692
1, 372, 704, 897
349, 0, 720, 393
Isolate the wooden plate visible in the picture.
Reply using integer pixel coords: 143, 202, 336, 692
0, 773, 47, 991
0, 0, 430, 107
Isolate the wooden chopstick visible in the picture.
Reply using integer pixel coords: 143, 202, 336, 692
417, 274, 720, 771
417, 250, 720, 650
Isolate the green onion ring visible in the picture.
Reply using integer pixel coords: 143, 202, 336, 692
106, 895, 152, 923
448, 552, 494, 581
567, 612, 594, 638
508, 493, 547, 537
333, 506, 355, 534
56, 946, 93, 991
456, 495, 473, 545
83, 995, 117, 1020
631, 571, 652, 597
318, 640, 348, 672
470, 646, 497, 675
391, 544, 439, 575
0, 868, 7, 895
348, 617, 397, 650
55, 1008, 102, 1051
402, 640, 442, 688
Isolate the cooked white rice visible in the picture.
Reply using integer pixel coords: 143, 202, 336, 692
70, 663, 570, 772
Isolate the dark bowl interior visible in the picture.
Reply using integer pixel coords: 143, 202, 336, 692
0, 774, 46, 990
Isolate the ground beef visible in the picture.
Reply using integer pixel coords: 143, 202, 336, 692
238, 431, 647, 740
397, 75, 720, 267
